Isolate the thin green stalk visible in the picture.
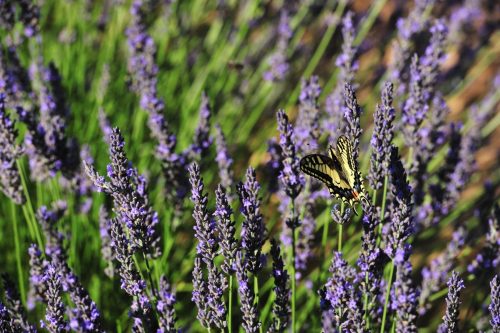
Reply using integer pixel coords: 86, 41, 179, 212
291, 200, 297, 333
228, 274, 233, 333
337, 224, 343, 252
142, 253, 158, 299
11, 201, 26, 306
380, 261, 395, 333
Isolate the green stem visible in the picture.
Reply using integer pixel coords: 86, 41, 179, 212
142, 253, 158, 299
380, 261, 395, 333
337, 224, 343, 252
291, 200, 297, 333
228, 274, 233, 333
11, 201, 26, 306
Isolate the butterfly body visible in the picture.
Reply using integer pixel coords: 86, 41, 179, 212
300, 135, 366, 212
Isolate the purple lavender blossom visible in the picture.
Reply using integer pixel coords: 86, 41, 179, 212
237, 167, 266, 273
84, 127, 162, 258
214, 124, 234, 192
263, 10, 292, 82
189, 162, 218, 263
188, 92, 212, 159
295, 203, 316, 279
331, 204, 352, 225
448, 0, 481, 44
126, 0, 188, 212
1, 274, 37, 332
28, 244, 47, 308
368, 82, 395, 190
236, 253, 261, 333
98, 108, 113, 145
269, 239, 290, 332
295, 76, 321, 151
392, 253, 418, 333
419, 228, 466, 315
109, 217, 155, 330
390, 0, 435, 90
335, 12, 358, 85
276, 109, 304, 200
343, 82, 363, 162
437, 271, 465, 333
0, 93, 25, 204
321, 252, 365, 331
41, 264, 69, 333
206, 261, 227, 330
401, 55, 427, 152
490, 275, 500, 331
385, 147, 413, 259
412, 94, 449, 207
157, 275, 177, 333
192, 257, 210, 328
214, 184, 238, 275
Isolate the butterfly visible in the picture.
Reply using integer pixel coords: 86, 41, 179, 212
299, 135, 367, 214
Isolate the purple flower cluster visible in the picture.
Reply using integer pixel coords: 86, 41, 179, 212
0, 93, 25, 204
437, 271, 465, 333
85, 127, 162, 258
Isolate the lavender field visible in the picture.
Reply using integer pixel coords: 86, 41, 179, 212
0, 0, 499, 332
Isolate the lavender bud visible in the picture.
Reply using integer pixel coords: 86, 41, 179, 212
437, 271, 465, 333
236, 253, 261, 333
0, 302, 13, 332
0, 93, 25, 204
28, 244, 47, 308
385, 147, 414, 259
1, 274, 36, 332
343, 82, 363, 162
467, 205, 499, 276
19, 0, 40, 37
189, 163, 218, 263
42, 264, 69, 333
269, 239, 290, 332
157, 275, 177, 333
276, 109, 304, 200
214, 184, 238, 275
393, 256, 419, 333
368, 82, 395, 190
192, 257, 210, 328
237, 167, 266, 273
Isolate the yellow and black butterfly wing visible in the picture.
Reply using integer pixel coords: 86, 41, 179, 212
334, 135, 366, 203
299, 154, 356, 204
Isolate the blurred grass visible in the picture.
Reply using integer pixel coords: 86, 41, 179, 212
0, 0, 498, 331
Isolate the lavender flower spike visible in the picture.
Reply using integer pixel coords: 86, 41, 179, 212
157, 275, 177, 333
368, 82, 395, 190
191, 257, 210, 328
276, 109, 303, 200
343, 83, 363, 162
1, 274, 36, 332
437, 271, 465, 333
269, 239, 290, 332
188, 92, 212, 159
295, 76, 321, 151
214, 184, 237, 275
42, 264, 69, 333
393, 254, 418, 333
189, 162, 218, 263
0, 93, 25, 204
236, 253, 261, 333
490, 275, 500, 332
237, 167, 266, 273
